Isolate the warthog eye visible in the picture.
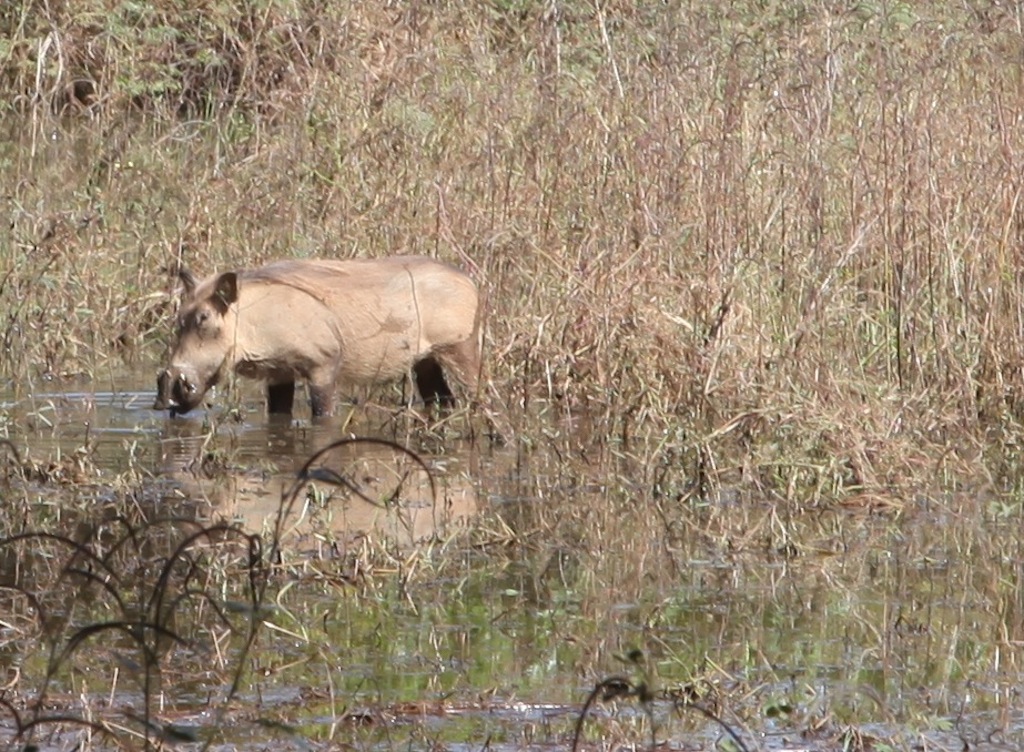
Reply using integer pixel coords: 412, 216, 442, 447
188, 308, 220, 338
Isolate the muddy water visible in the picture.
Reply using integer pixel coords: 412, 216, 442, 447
158, 412, 480, 552
7, 370, 481, 548
4, 368, 1024, 751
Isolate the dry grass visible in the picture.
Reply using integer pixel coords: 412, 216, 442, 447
4, 1, 1024, 505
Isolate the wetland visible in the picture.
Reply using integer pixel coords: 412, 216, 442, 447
2, 370, 1023, 751
4, 2, 1024, 749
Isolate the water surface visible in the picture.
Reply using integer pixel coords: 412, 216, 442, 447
2, 367, 1023, 751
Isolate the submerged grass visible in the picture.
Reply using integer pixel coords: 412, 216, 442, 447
2, 413, 1024, 748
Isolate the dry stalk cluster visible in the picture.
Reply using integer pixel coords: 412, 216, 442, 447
0, 514, 264, 748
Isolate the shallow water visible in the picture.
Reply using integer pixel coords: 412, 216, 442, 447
3, 367, 1024, 751
7, 370, 482, 547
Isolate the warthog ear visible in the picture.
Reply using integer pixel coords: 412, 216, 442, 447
178, 268, 197, 297
212, 272, 238, 312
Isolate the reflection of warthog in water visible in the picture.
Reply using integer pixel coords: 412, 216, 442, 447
223, 464, 478, 550
160, 430, 479, 550
153, 256, 481, 417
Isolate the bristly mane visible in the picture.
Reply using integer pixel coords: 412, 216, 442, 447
239, 261, 353, 306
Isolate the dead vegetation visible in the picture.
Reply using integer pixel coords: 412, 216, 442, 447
3, 3, 1024, 505
4, 2, 1023, 505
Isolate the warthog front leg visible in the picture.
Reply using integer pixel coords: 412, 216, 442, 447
266, 382, 296, 414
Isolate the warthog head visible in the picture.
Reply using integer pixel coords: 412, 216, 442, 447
153, 269, 238, 416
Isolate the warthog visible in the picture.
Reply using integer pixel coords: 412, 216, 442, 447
153, 256, 481, 417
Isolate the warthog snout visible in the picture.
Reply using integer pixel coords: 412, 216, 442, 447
153, 368, 201, 415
